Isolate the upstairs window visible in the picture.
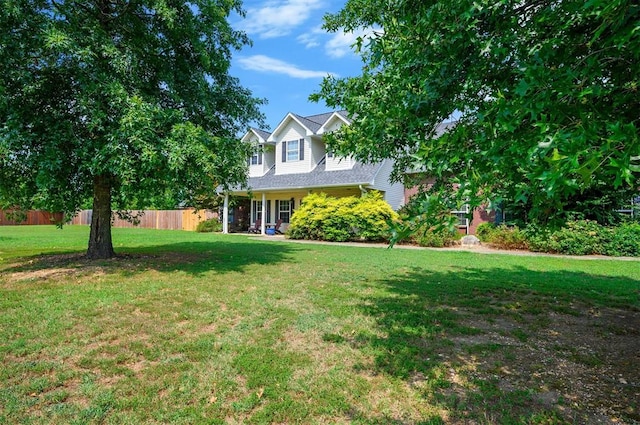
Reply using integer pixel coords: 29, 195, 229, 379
282, 139, 304, 162
250, 145, 263, 165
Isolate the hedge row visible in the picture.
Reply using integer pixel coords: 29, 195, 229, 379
476, 221, 640, 256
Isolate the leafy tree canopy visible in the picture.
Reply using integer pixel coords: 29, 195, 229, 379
313, 0, 639, 228
0, 0, 264, 258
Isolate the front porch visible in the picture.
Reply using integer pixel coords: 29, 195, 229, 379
221, 187, 365, 235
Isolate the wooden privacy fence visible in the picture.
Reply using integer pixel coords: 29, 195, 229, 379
71, 209, 218, 231
0, 210, 64, 225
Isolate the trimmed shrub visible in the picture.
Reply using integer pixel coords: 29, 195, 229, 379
287, 192, 398, 242
603, 222, 640, 257
482, 219, 640, 257
476, 223, 528, 250
195, 218, 222, 233
475, 222, 496, 241
526, 220, 611, 255
523, 223, 553, 253
415, 228, 459, 247
551, 220, 610, 255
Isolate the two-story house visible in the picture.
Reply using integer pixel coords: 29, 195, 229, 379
220, 111, 405, 234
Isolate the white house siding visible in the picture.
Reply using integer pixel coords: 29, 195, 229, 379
245, 133, 275, 177
263, 147, 275, 173
310, 136, 324, 169
274, 122, 312, 175
322, 114, 347, 133
249, 158, 274, 177
370, 159, 405, 210
249, 164, 262, 178
325, 155, 355, 171
322, 117, 356, 172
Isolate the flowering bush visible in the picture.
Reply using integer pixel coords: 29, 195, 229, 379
287, 192, 398, 242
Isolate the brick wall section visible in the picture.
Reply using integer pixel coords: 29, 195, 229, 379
403, 184, 494, 235
470, 206, 495, 235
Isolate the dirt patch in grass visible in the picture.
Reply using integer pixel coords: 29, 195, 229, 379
7, 266, 81, 282
441, 306, 640, 424
1, 252, 207, 284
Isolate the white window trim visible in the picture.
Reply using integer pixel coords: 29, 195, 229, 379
282, 139, 304, 162
616, 196, 640, 218
452, 204, 470, 230
252, 200, 262, 223
286, 141, 299, 162
278, 200, 292, 223
250, 144, 262, 165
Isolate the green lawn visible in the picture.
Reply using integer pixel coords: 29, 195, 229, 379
1, 226, 639, 424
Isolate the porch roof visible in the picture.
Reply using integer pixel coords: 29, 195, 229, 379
236, 161, 383, 192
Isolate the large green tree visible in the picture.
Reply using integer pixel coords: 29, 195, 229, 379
313, 0, 640, 227
0, 0, 263, 258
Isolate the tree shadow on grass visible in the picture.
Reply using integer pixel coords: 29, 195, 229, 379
341, 266, 640, 424
1, 239, 306, 278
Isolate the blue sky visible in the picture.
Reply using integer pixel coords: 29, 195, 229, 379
229, 0, 366, 131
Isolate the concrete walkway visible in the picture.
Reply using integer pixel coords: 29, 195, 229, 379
247, 234, 640, 261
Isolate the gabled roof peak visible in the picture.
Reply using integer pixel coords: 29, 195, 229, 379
242, 127, 272, 143
250, 110, 350, 142
317, 111, 351, 134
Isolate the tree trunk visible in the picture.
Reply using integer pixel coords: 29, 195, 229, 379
87, 175, 115, 259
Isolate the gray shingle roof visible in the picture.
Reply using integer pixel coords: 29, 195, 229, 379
254, 111, 350, 138
251, 127, 272, 141
291, 114, 323, 133
303, 111, 335, 124
303, 111, 350, 126
245, 160, 383, 191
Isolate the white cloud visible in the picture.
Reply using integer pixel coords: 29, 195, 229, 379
297, 25, 324, 48
297, 34, 319, 48
237, 55, 336, 79
324, 27, 382, 59
238, 0, 326, 39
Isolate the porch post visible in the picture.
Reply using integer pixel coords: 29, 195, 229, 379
222, 192, 229, 234
261, 192, 266, 235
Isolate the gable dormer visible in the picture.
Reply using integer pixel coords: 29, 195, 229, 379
317, 112, 356, 171
242, 128, 274, 177
268, 113, 318, 176
317, 111, 350, 134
